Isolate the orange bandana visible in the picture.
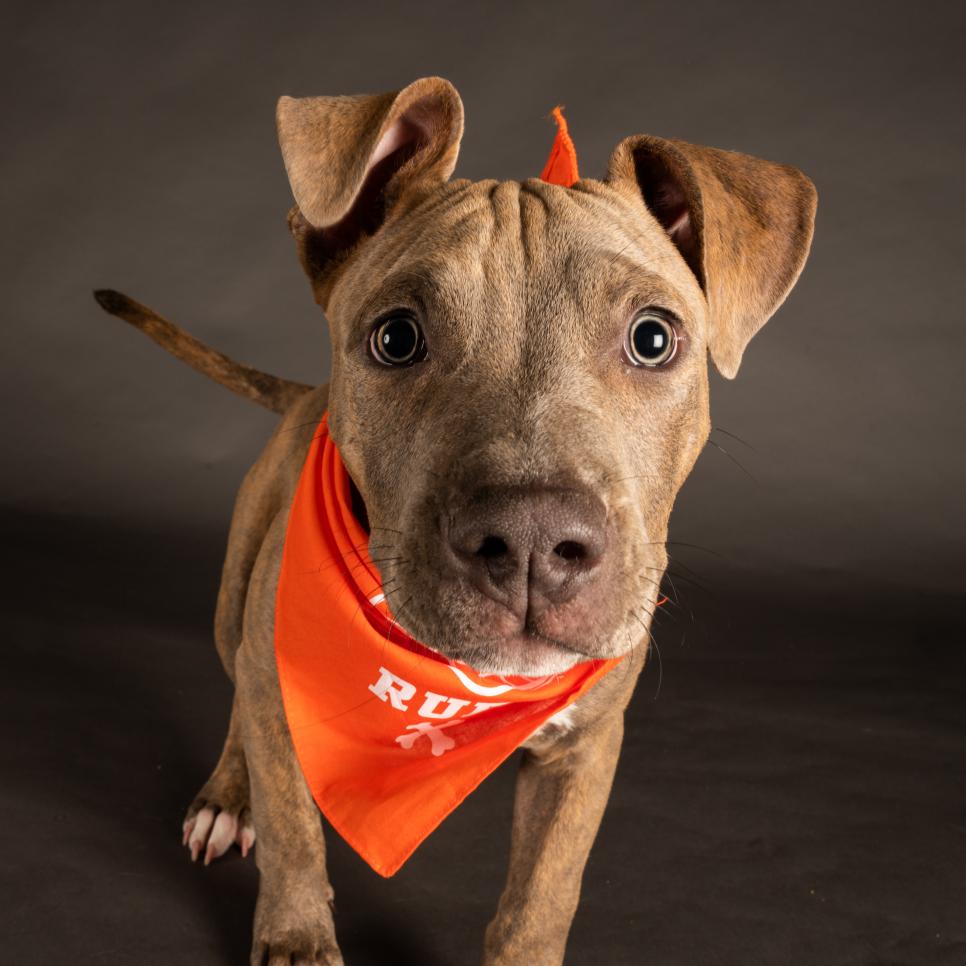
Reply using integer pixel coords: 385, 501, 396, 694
273, 112, 606, 878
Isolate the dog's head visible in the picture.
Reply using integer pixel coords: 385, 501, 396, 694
277, 77, 816, 675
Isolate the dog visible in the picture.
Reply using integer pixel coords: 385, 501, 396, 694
96, 75, 816, 965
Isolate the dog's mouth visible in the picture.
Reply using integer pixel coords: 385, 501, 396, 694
473, 627, 594, 675
395, 616, 600, 677
381, 576, 647, 677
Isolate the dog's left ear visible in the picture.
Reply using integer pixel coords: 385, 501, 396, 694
276, 77, 464, 304
607, 136, 817, 377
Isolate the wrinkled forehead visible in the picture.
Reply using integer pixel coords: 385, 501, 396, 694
329, 178, 706, 327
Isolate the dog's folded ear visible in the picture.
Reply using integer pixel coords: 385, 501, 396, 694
276, 77, 464, 301
607, 136, 817, 378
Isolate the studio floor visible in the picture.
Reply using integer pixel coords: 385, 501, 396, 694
3, 510, 964, 965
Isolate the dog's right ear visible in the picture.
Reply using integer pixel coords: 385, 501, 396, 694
276, 76, 464, 303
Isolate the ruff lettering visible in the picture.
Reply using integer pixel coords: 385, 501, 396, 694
367, 665, 508, 755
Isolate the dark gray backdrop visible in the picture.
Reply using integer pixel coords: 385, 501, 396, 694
4, 0, 964, 592
3, 2, 964, 964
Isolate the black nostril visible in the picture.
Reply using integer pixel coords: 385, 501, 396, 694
553, 540, 587, 561
476, 535, 509, 559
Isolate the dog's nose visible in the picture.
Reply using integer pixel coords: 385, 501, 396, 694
444, 486, 607, 619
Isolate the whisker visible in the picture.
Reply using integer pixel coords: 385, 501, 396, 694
712, 425, 758, 453
707, 438, 758, 484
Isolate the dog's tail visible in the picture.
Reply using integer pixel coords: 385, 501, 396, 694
93, 289, 313, 415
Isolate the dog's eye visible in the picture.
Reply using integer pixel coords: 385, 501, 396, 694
369, 312, 426, 366
625, 311, 677, 368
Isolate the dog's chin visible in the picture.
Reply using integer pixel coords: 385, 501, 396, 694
453, 631, 590, 677
395, 615, 616, 677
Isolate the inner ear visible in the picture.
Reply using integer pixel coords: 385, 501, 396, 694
304, 118, 425, 266
632, 150, 704, 288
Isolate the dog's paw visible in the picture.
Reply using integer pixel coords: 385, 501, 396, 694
182, 801, 255, 865
183, 743, 253, 864
250, 931, 343, 966
251, 892, 343, 966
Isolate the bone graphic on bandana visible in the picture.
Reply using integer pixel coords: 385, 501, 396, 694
395, 721, 458, 757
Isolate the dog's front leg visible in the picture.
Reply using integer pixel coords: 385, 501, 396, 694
235, 641, 342, 965
235, 513, 343, 966
483, 714, 624, 966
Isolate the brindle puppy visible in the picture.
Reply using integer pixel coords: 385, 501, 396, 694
96, 75, 815, 965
